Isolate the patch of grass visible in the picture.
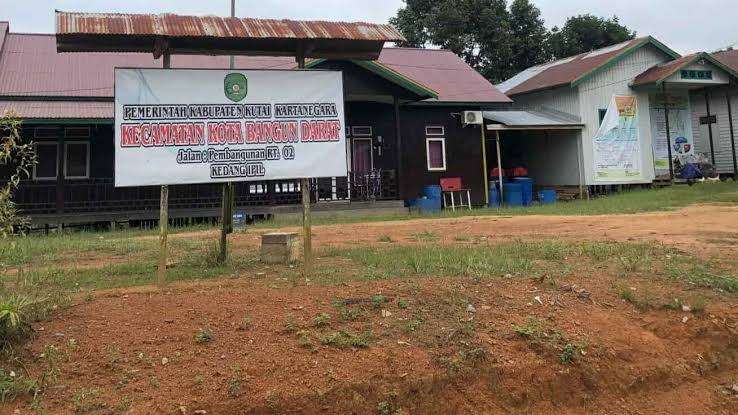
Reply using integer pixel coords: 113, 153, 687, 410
512, 319, 547, 344
228, 366, 241, 398
107, 344, 122, 367
403, 312, 424, 334
320, 330, 372, 349
411, 231, 440, 242
283, 313, 298, 334
195, 322, 213, 344
250, 182, 738, 229
619, 288, 637, 304
371, 295, 387, 309
297, 330, 314, 349
560, 343, 579, 365
116, 396, 131, 412
619, 287, 657, 310
332, 303, 366, 322
0, 369, 39, 403
378, 235, 394, 243
454, 235, 470, 242
312, 313, 331, 328
397, 298, 408, 309
237, 316, 252, 331
72, 388, 107, 414
667, 262, 738, 293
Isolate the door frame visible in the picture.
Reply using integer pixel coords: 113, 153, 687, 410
351, 137, 374, 175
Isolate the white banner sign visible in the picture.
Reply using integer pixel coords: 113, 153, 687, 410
593, 95, 643, 182
649, 94, 694, 173
114, 68, 347, 187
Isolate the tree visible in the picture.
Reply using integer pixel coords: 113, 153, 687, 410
546, 15, 636, 59
391, 0, 514, 83
0, 113, 36, 237
509, 0, 548, 73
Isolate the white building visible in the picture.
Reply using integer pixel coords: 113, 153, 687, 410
496, 37, 738, 191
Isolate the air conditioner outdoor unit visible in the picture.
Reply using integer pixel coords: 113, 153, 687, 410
463, 110, 483, 125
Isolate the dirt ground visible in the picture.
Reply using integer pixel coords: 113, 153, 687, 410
226, 204, 738, 257
4, 205, 738, 414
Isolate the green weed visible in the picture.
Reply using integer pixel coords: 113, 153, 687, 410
195, 322, 213, 344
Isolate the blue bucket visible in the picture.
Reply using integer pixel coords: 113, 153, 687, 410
488, 188, 500, 207
502, 183, 524, 207
538, 190, 557, 204
513, 177, 534, 207
422, 185, 442, 200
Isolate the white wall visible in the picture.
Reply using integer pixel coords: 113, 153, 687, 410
510, 86, 580, 118
517, 130, 583, 186
578, 46, 674, 185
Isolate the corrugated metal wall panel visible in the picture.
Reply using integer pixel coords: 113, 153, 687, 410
692, 86, 738, 174
578, 46, 673, 184
510, 86, 580, 117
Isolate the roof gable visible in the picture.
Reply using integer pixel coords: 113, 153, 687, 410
499, 36, 680, 96
632, 52, 738, 86
0, 22, 8, 54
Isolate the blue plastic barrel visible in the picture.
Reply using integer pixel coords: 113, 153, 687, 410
513, 177, 534, 207
538, 190, 557, 205
488, 188, 500, 207
416, 197, 442, 212
502, 183, 524, 207
422, 185, 442, 200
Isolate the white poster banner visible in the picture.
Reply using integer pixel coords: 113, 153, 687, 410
649, 94, 694, 173
114, 69, 347, 187
593, 95, 643, 182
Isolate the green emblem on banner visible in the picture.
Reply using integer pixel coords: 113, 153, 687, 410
224, 73, 248, 102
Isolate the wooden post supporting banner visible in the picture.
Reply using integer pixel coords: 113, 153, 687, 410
159, 52, 171, 286
159, 185, 168, 286
301, 178, 312, 266
296, 46, 312, 268
219, 0, 238, 263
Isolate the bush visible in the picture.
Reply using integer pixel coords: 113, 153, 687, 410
0, 295, 38, 348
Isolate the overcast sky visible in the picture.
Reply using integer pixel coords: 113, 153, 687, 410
1, 0, 736, 54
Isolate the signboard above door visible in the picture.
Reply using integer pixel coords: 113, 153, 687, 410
114, 68, 348, 187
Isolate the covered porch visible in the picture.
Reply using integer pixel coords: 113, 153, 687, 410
483, 110, 585, 202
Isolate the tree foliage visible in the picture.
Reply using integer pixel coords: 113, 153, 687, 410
546, 15, 636, 59
0, 113, 35, 237
391, 1, 636, 83
391, 0, 514, 83
509, 0, 548, 72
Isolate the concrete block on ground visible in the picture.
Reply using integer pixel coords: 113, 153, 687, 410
261, 232, 300, 264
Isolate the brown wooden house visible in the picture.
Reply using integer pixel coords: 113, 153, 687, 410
0, 21, 511, 227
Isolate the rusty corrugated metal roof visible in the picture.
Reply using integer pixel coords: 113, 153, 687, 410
632, 54, 699, 86
56, 11, 405, 42
0, 101, 113, 120
0, 22, 8, 52
1, 32, 510, 104
498, 37, 680, 96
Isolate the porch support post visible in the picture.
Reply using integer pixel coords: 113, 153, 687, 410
393, 96, 403, 199
495, 129, 504, 207
158, 52, 171, 286
662, 83, 675, 181
704, 88, 716, 165
480, 122, 489, 207
727, 90, 738, 178
56, 134, 65, 214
